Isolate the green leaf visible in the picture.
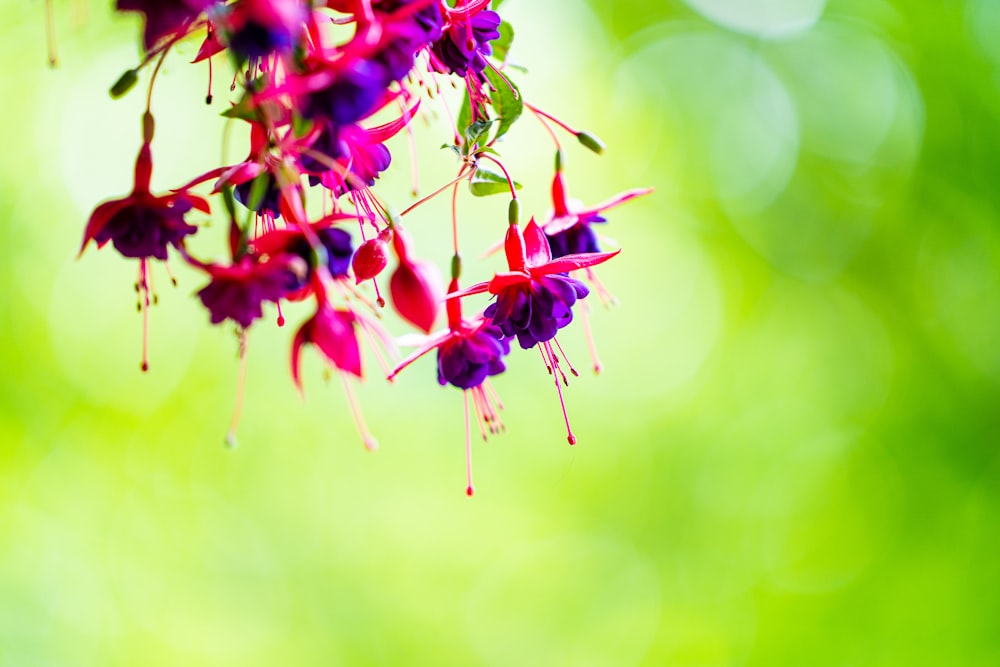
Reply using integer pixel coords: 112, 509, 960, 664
465, 118, 495, 148
221, 91, 259, 122
456, 94, 472, 141
291, 113, 313, 139
470, 166, 522, 197
492, 0, 505, 7
492, 21, 514, 63
484, 67, 522, 143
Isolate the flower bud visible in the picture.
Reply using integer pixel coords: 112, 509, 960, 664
110, 69, 139, 99
352, 235, 390, 283
390, 258, 443, 333
576, 131, 605, 155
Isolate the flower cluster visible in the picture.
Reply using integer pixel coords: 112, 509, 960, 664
76, 0, 651, 493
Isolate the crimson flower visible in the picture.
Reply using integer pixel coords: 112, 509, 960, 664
194, 253, 305, 328
453, 218, 618, 349
389, 277, 509, 495
117, 0, 217, 50
81, 140, 208, 261
430, 2, 501, 76
542, 169, 653, 259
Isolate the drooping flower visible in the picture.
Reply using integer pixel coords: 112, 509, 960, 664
430, 5, 501, 76
290, 295, 394, 452
194, 253, 306, 328
390, 277, 510, 495
116, 0, 217, 50
450, 213, 619, 444
214, 0, 305, 59
454, 218, 616, 349
542, 167, 653, 259
388, 227, 444, 333
250, 215, 358, 295
81, 137, 208, 261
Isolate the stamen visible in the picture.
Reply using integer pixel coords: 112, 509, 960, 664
464, 390, 474, 496
276, 301, 285, 327
402, 99, 420, 196
483, 379, 505, 412
45, 0, 59, 67
537, 345, 553, 374
206, 29, 214, 105
356, 317, 393, 377
542, 341, 576, 445
340, 373, 378, 451
163, 259, 179, 287
138, 260, 150, 372
586, 267, 618, 307
552, 337, 579, 377
225, 331, 248, 448
469, 386, 490, 442
579, 301, 603, 374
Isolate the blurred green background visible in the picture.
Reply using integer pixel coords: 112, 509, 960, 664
3, 0, 1000, 664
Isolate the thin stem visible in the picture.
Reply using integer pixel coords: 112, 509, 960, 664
477, 154, 517, 200
400, 168, 472, 216
525, 102, 578, 135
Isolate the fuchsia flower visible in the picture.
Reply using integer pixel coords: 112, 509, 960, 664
454, 218, 618, 349
291, 302, 363, 381
430, 1, 500, 76
75, 0, 650, 486
388, 227, 444, 333
390, 277, 510, 495
451, 212, 619, 445
214, 0, 305, 59
542, 166, 654, 259
194, 253, 305, 328
81, 138, 208, 261
117, 0, 217, 49
290, 290, 393, 452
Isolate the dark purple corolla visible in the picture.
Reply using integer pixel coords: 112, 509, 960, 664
196, 254, 302, 328
437, 322, 509, 389
483, 273, 589, 350
545, 214, 604, 258
431, 9, 501, 76
117, 0, 217, 49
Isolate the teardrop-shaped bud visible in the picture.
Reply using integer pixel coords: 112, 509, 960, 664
390, 258, 444, 333
352, 235, 390, 283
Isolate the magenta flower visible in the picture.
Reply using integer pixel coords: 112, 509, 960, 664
216, 0, 305, 59
291, 294, 393, 452
117, 0, 217, 50
453, 218, 618, 349
81, 141, 208, 261
430, 5, 501, 76
194, 253, 305, 328
291, 302, 363, 382
542, 169, 653, 259
390, 278, 510, 495
388, 227, 444, 333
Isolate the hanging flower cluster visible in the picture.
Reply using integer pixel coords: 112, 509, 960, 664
75, 0, 653, 494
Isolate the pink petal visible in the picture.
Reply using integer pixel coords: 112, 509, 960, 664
580, 187, 655, 217
523, 218, 552, 267
534, 249, 621, 275
213, 162, 265, 191
290, 321, 310, 392
79, 198, 130, 256
313, 309, 362, 377
365, 100, 421, 144
388, 330, 453, 381
443, 281, 491, 300
487, 271, 531, 293
503, 223, 526, 272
